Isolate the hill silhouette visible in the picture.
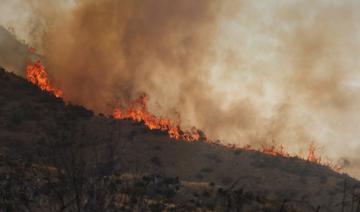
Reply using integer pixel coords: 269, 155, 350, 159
0, 67, 359, 211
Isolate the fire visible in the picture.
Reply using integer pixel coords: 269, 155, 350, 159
26, 61, 62, 98
260, 144, 290, 157
24, 60, 201, 142
306, 144, 321, 164
113, 94, 202, 142
243, 143, 341, 171
24, 61, 340, 170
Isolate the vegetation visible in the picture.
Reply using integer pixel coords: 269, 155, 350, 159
1, 67, 360, 211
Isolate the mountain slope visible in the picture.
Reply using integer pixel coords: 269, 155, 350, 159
0, 67, 359, 211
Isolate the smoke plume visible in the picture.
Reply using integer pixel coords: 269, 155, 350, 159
1, 0, 360, 177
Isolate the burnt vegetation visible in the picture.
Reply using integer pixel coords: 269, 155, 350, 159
1, 67, 360, 211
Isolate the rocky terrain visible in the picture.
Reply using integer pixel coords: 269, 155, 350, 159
1, 67, 360, 211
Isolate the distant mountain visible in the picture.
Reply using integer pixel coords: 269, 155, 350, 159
0, 66, 359, 211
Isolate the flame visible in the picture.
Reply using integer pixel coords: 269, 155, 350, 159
112, 95, 340, 169
26, 61, 62, 98
260, 144, 290, 157
306, 144, 321, 164
113, 94, 202, 142
24, 61, 340, 170
25, 61, 201, 142
243, 143, 341, 171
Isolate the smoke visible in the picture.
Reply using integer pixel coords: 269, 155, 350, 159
37, 0, 219, 114
208, 1, 360, 176
1, 0, 360, 177
0, 0, 74, 74
0, 26, 29, 75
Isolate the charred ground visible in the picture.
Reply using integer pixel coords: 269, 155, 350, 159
0, 67, 359, 211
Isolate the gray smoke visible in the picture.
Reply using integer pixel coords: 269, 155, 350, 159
1, 0, 360, 178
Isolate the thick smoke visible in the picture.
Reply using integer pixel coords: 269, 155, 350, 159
41, 0, 219, 113
0, 0, 74, 74
1, 0, 360, 177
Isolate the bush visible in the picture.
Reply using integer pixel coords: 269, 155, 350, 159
320, 175, 328, 184
150, 156, 162, 167
149, 202, 165, 212
7, 112, 23, 126
201, 167, 214, 173
66, 104, 94, 119
234, 149, 242, 155
221, 177, 233, 185
204, 153, 222, 163
195, 173, 204, 180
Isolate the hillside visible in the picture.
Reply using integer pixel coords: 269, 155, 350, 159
0, 66, 359, 211
0, 26, 41, 75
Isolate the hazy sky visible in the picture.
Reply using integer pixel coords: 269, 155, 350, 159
1, 0, 360, 177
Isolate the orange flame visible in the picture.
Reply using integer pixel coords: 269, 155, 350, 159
26, 61, 62, 98
260, 144, 290, 157
243, 143, 341, 171
306, 144, 321, 164
113, 94, 202, 142
24, 61, 340, 171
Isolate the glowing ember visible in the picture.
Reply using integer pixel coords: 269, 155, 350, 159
26, 61, 62, 98
113, 94, 202, 142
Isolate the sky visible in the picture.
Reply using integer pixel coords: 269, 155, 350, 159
1, 0, 360, 177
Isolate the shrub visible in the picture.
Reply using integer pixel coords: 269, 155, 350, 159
320, 175, 328, 184
195, 173, 204, 180
221, 177, 233, 186
234, 149, 242, 155
201, 167, 214, 173
204, 153, 222, 163
66, 104, 94, 119
5, 110, 23, 129
150, 156, 162, 167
